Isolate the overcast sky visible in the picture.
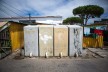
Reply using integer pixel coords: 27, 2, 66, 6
0, 0, 108, 23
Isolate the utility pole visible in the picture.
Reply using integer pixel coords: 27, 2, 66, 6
28, 13, 31, 24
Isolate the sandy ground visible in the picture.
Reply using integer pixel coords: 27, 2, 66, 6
0, 48, 108, 72
0, 57, 108, 72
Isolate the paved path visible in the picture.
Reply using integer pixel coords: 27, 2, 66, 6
0, 57, 108, 72
88, 48, 108, 58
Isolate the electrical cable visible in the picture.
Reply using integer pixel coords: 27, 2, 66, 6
0, 3, 24, 17
1, 0, 26, 14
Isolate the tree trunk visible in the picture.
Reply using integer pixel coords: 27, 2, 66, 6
83, 25, 84, 35
83, 17, 88, 35
85, 18, 88, 25
82, 18, 84, 35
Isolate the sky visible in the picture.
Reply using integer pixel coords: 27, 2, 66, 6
0, 0, 108, 24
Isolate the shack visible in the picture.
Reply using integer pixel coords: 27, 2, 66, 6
0, 21, 26, 58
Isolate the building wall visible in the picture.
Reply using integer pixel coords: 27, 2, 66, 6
0, 16, 62, 25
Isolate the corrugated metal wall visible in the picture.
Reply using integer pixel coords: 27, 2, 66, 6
9, 22, 24, 51
83, 36, 103, 48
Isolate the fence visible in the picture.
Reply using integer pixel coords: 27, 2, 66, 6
83, 36, 103, 48
0, 27, 11, 59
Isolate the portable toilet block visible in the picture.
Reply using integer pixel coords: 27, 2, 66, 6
24, 25, 38, 56
54, 25, 68, 56
68, 25, 83, 56
38, 25, 53, 56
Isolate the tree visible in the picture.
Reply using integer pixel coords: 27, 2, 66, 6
63, 17, 83, 25
73, 5, 104, 25
73, 5, 104, 34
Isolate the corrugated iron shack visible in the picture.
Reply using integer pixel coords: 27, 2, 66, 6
0, 21, 26, 59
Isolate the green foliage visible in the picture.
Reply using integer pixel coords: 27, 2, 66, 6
73, 5, 104, 25
63, 17, 83, 25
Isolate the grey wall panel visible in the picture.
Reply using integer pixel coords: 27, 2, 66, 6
39, 25, 53, 56
54, 25, 68, 56
68, 25, 83, 56
24, 25, 38, 56
68, 27, 75, 56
